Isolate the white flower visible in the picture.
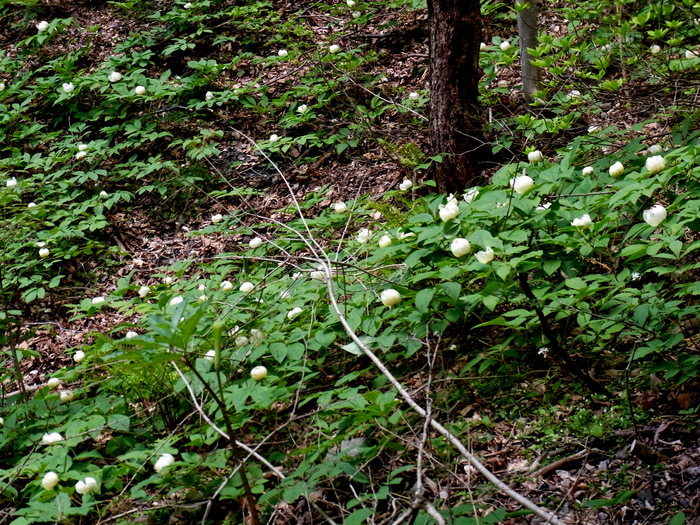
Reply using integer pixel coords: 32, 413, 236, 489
347, 0, 355, 6
450, 238, 471, 257
92, 296, 105, 305
439, 200, 460, 221
37, 241, 46, 247
99, 190, 108, 196
78, 144, 88, 151
73, 350, 85, 363
480, 42, 487, 51
500, 40, 511, 51
408, 92, 419, 101
28, 202, 36, 207
6, 177, 17, 188
609, 161, 624, 178
235, 336, 249, 347
380, 289, 401, 307
36, 21, 49, 31
39, 247, 50, 258
643, 204, 667, 227
41, 472, 59, 490
398, 231, 415, 240
329, 44, 341, 54
108, 71, 122, 83
631, 272, 641, 281
138, 285, 150, 298
536, 202, 551, 211
582, 166, 594, 176
310, 270, 326, 280
198, 294, 208, 302
269, 133, 280, 142
204, 349, 216, 362
41, 432, 64, 444
287, 307, 303, 320
75, 477, 98, 495
184, 2, 192, 8
154, 453, 175, 473
47, 378, 60, 389
211, 213, 223, 223
357, 228, 372, 243
475, 247, 495, 264
164, 276, 173, 285
251, 365, 268, 380
527, 150, 543, 163
571, 214, 593, 228
134, 85, 146, 95
60, 390, 74, 402
205, 91, 213, 100
62, 82, 74, 93
588, 125, 600, 133
568, 90, 581, 99
648, 144, 663, 154
464, 187, 479, 203
650, 45, 661, 54
510, 174, 534, 194
239, 281, 254, 293
220, 280, 233, 291
249, 237, 263, 249
334, 202, 347, 212
685, 50, 698, 59
0, 82, 4, 91
399, 179, 413, 191
125, 331, 138, 339
645, 155, 665, 174
538, 347, 549, 356
0, 417, 4, 426
297, 104, 308, 113
278, 49, 288, 57
169, 295, 183, 306
75, 150, 86, 160
352, 11, 361, 18
378, 235, 392, 248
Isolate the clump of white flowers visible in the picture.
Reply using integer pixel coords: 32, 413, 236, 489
645, 155, 665, 174
439, 195, 460, 221
643, 204, 667, 227
475, 247, 495, 264
527, 150, 543, 163
250, 365, 268, 380
510, 174, 534, 194
41, 472, 60, 490
450, 238, 471, 257
609, 161, 624, 178
380, 289, 401, 307
399, 179, 413, 191
154, 453, 175, 473
75, 477, 98, 495
571, 214, 593, 229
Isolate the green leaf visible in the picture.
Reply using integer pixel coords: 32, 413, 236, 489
668, 512, 686, 525
415, 288, 435, 313
345, 508, 374, 525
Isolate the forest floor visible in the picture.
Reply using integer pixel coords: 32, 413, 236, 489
5, 0, 700, 524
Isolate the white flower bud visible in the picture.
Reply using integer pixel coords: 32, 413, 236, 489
154, 453, 175, 473
220, 280, 233, 291
39, 247, 50, 258
125, 331, 138, 339
239, 281, 254, 293
380, 289, 401, 307
645, 155, 665, 174
92, 296, 105, 305
643, 204, 667, 227
439, 200, 460, 221
450, 238, 471, 257
648, 144, 663, 154
108, 71, 122, 83
73, 350, 85, 363
480, 42, 487, 51
204, 349, 216, 362
609, 161, 624, 178
164, 276, 173, 285
184, 2, 192, 8
500, 40, 511, 51
297, 104, 308, 113
510, 175, 534, 194
475, 247, 495, 264
571, 214, 593, 228
357, 228, 372, 243
41, 432, 64, 444
36, 21, 49, 31
464, 187, 479, 203
205, 91, 213, 100
249, 237, 263, 249
62, 82, 74, 93
60, 390, 74, 402
47, 377, 60, 389
287, 307, 303, 320
650, 45, 661, 54
134, 85, 146, 95
347, 0, 355, 6
278, 49, 288, 57
211, 213, 223, 223
251, 365, 268, 380
399, 179, 413, 190
582, 166, 594, 176
378, 235, 392, 248
269, 133, 280, 142
41, 472, 59, 490
138, 285, 150, 298
6, 177, 17, 188
329, 44, 341, 54
527, 150, 543, 163
169, 295, 183, 305
235, 336, 249, 347
333, 202, 347, 212
408, 92, 419, 101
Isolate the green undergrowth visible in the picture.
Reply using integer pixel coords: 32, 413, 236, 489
2, 0, 700, 523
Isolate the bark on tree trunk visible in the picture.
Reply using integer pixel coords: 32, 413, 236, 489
428, 0, 484, 194
516, 0, 540, 103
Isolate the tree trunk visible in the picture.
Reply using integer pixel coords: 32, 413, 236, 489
427, 0, 484, 194
516, 0, 540, 103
